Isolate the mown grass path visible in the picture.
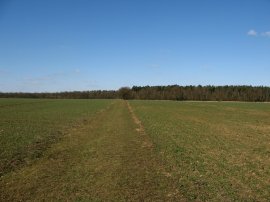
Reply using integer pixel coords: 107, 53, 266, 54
0, 100, 183, 201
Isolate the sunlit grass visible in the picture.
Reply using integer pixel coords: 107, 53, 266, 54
0, 98, 113, 175
130, 100, 270, 201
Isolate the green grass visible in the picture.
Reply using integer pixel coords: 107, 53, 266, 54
0, 100, 181, 201
0, 98, 113, 175
130, 100, 270, 201
1, 99, 270, 201
0, 98, 47, 107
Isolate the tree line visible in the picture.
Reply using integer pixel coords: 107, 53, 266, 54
1, 85, 270, 102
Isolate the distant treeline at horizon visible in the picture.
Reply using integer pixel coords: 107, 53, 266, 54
1, 85, 270, 102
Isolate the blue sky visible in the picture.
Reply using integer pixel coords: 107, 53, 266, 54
0, 0, 270, 92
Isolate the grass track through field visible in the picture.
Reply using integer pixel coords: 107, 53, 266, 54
0, 100, 184, 201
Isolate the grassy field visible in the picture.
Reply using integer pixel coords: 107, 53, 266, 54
0, 99, 113, 175
130, 101, 270, 201
1, 99, 270, 201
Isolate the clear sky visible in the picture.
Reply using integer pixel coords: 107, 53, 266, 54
0, 0, 269, 92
